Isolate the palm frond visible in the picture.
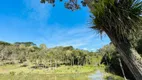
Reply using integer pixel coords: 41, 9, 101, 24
91, 0, 142, 41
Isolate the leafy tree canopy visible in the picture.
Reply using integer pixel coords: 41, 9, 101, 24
14, 42, 36, 47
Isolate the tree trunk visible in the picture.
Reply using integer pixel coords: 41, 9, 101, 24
78, 58, 79, 66
107, 32, 142, 80
116, 45, 142, 80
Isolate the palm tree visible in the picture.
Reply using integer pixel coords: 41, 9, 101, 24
90, 0, 142, 79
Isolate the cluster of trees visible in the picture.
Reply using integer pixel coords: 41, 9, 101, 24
0, 41, 101, 68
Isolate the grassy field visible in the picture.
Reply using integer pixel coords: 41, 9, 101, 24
0, 64, 95, 80
0, 64, 124, 80
0, 73, 90, 80
0, 64, 96, 74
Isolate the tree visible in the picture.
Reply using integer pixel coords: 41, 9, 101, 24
40, 44, 47, 50
0, 41, 11, 46
41, 0, 142, 79
14, 42, 36, 47
91, 1, 142, 79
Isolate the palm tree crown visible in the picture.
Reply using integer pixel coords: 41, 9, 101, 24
91, 0, 142, 42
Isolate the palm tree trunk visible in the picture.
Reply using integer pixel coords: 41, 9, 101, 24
116, 44, 142, 80
107, 32, 142, 80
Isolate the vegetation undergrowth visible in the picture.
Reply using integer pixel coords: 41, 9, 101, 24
0, 64, 97, 74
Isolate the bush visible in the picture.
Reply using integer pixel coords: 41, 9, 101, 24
20, 64, 28, 67
4, 61, 15, 65
9, 71, 15, 76
31, 64, 48, 69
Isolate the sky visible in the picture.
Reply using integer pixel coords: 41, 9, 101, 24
0, 0, 110, 51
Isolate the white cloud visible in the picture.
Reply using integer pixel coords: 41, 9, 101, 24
36, 24, 98, 49
83, 48, 88, 50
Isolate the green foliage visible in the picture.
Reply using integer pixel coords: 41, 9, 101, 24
40, 0, 80, 11
14, 42, 36, 47
136, 39, 142, 55
40, 44, 47, 49
99, 43, 135, 80
0, 41, 11, 46
9, 71, 15, 76
91, 0, 142, 41
104, 73, 124, 80
0, 41, 101, 67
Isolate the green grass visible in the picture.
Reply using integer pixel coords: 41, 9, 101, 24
0, 73, 90, 80
0, 64, 96, 74
104, 73, 124, 80
0, 64, 124, 80
54, 65, 96, 74
0, 64, 93, 80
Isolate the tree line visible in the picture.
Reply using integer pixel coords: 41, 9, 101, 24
0, 41, 101, 68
